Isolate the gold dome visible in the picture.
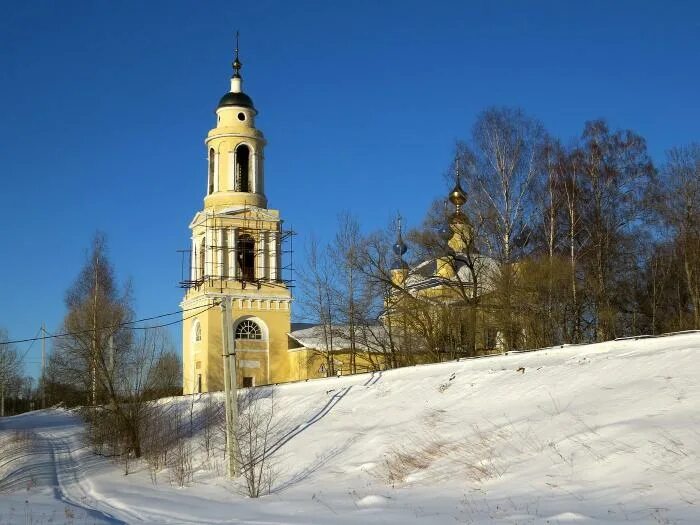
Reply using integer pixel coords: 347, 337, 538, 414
449, 183, 466, 207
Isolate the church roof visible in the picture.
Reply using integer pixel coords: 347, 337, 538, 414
403, 253, 499, 296
288, 324, 390, 352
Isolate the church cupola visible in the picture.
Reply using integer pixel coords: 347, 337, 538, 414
446, 160, 472, 253
217, 43, 256, 113
390, 215, 410, 285
204, 34, 267, 210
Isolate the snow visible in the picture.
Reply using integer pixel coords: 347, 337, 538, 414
1, 334, 700, 523
289, 324, 388, 351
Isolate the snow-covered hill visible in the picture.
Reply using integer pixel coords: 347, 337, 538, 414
1, 333, 699, 524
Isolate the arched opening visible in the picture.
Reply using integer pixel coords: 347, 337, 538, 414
208, 148, 215, 194
199, 238, 206, 279
236, 144, 250, 192
235, 319, 262, 340
237, 234, 255, 281
192, 319, 202, 343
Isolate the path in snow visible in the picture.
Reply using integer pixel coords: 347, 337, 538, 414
0, 410, 126, 524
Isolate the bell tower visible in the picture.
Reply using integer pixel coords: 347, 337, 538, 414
181, 39, 293, 394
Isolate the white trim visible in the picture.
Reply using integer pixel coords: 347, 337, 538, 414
268, 231, 277, 281
229, 227, 237, 278
190, 237, 197, 281
228, 150, 236, 190
216, 228, 225, 277
205, 132, 264, 144
233, 315, 269, 341
204, 228, 213, 277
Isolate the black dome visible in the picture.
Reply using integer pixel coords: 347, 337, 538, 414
217, 91, 255, 110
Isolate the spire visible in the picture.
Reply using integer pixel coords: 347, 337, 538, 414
391, 212, 408, 270
231, 31, 243, 93
449, 158, 467, 210
233, 31, 242, 78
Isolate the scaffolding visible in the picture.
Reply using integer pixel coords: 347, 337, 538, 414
178, 204, 295, 292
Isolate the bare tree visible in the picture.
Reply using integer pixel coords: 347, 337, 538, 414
575, 121, 654, 340
235, 387, 280, 498
51, 232, 133, 406
146, 351, 182, 398
297, 236, 337, 376
333, 213, 367, 374
458, 107, 546, 349
0, 329, 22, 417
49, 233, 182, 461
661, 144, 700, 328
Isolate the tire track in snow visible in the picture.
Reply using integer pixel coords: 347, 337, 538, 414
42, 431, 130, 524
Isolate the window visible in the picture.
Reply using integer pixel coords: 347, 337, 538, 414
237, 234, 255, 281
196, 374, 202, 393
237, 112, 246, 121
242, 376, 254, 388
235, 144, 250, 192
235, 319, 262, 340
208, 148, 215, 195
192, 320, 202, 342
199, 238, 206, 279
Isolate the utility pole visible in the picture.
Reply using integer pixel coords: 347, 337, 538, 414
92, 255, 98, 407
221, 297, 238, 477
41, 322, 46, 409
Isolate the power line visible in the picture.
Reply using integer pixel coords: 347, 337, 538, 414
1, 302, 220, 346
17, 326, 43, 362
130, 303, 218, 330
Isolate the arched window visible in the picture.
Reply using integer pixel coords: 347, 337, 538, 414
235, 319, 262, 340
237, 234, 255, 281
192, 320, 202, 343
208, 148, 215, 195
199, 238, 206, 278
236, 144, 250, 192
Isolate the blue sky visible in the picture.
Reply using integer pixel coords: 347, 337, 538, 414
1, 1, 698, 378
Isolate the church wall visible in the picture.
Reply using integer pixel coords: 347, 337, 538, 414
182, 295, 292, 393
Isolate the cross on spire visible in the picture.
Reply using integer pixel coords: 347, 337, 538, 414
233, 31, 242, 78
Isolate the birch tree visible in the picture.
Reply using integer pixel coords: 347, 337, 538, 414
459, 107, 546, 350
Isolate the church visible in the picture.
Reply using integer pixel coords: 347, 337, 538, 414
180, 46, 300, 394
181, 45, 501, 395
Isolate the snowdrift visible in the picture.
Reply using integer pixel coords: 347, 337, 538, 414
1, 333, 699, 524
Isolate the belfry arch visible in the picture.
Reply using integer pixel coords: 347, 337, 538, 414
237, 234, 255, 281
235, 144, 251, 192
208, 148, 215, 195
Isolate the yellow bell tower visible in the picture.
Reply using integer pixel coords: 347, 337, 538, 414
181, 41, 293, 394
